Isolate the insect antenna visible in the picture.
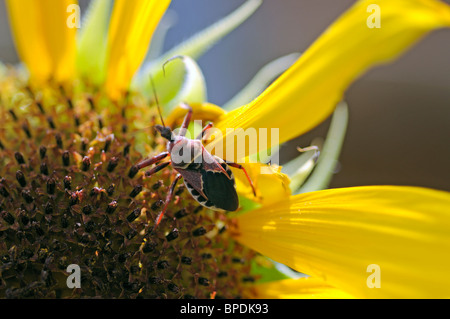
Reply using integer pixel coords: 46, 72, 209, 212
151, 56, 184, 126
149, 75, 165, 128
149, 75, 173, 141
162, 55, 184, 77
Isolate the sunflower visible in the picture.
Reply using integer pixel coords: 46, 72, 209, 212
1, 0, 450, 299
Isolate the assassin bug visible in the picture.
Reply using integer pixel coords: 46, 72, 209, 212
131, 78, 257, 231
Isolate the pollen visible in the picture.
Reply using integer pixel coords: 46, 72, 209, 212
0, 70, 258, 299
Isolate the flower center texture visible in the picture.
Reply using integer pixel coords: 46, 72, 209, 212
0, 70, 257, 299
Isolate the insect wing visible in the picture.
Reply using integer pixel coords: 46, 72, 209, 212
201, 150, 239, 211
201, 168, 239, 211
176, 167, 225, 210
176, 167, 207, 198
176, 151, 239, 211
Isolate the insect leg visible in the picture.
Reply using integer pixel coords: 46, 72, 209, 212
136, 152, 169, 170
178, 103, 193, 137
129, 151, 169, 178
145, 161, 170, 177
225, 161, 257, 197
196, 122, 213, 140
153, 173, 182, 230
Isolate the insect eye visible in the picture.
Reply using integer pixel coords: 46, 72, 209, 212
155, 125, 173, 141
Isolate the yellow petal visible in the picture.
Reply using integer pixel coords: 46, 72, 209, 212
165, 102, 226, 128
246, 277, 354, 299
213, 0, 450, 161
39, 0, 77, 82
232, 186, 450, 298
105, 0, 171, 99
232, 163, 291, 206
5, 0, 77, 83
5, 0, 50, 81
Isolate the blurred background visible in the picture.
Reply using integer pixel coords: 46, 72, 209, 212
1, 0, 449, 191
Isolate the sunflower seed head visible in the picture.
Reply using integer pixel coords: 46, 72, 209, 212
0, 70, 258, 299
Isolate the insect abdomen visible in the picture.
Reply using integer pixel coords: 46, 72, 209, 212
184, 181, 219, 210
